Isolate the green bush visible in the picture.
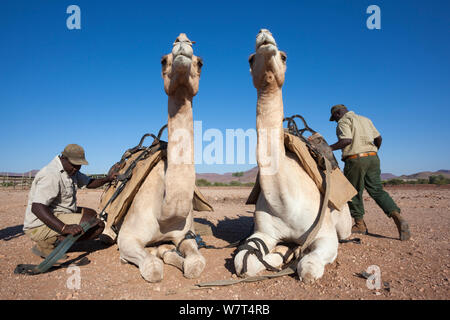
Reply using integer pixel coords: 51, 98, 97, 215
385, 178, 404, 185
196, 179, 211, 186
429, 175, 450, 185
1, 182, 15, 187
196, 179, 255, 187
232, 172, 244, 177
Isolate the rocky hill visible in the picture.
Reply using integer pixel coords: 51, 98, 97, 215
197, 168, 450, 183
2, 168, 449, 182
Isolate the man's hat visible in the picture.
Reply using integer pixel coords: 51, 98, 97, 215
329, 104, 347, 121
61, 144, 89, 165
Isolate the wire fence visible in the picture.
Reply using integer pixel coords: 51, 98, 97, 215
0, 174, 107, 190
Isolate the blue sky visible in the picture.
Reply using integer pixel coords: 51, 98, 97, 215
1, 0, 449, 175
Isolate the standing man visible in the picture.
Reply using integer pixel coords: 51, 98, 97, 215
329, 104, 410, 240
23, 144, 117, 258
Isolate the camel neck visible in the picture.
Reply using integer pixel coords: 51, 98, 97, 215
160, 94, 196, 222
166, 95, 194, 169
256, 88, 285, 176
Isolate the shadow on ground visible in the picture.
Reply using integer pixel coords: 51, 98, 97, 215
194, 216, 254, 244
0, 225, 24, 241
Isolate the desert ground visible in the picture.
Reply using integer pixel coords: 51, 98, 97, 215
0, 185, 448, 300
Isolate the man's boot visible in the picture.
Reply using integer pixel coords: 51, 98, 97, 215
390, 211, 411, 241
351, 218, 368, 235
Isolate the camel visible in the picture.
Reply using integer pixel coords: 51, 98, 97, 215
117, 33, 206, 282
234, 29, 352, 283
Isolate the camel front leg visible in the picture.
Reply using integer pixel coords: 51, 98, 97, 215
157, 244, 185, 271
177, 238, 206, 279
234, 232, 283, 277
297, 235, 338, 283
118, 235, 164, 283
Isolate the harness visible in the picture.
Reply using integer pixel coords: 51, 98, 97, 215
194, 115, 359, 288
101, 125, 168, 233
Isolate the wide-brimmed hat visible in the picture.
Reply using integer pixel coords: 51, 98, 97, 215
61, 144, 89, 165
329, 104, 347, 121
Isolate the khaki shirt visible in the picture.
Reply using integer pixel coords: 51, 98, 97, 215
336, 111, 380, 158
23, 156, 91, 230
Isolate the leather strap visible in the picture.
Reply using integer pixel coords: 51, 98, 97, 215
344, 152, 377, 161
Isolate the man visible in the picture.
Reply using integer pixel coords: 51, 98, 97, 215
23, 144, 117, 259
329, 104, 410, 240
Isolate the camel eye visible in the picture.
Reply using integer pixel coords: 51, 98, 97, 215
197, 58, 203, 69
161, 57, 167, 66
280, 52, 287, 62
248, 54, 255, 66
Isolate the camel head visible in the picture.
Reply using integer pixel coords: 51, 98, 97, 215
161, 33, 203, 97
249, 29, 287, 90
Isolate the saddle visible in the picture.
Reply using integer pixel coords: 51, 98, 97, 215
246, 115, 357, 211
99, 125, 213, 242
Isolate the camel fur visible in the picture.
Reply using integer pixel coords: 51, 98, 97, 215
117, 33, 206, 282
234, 29, 352, 283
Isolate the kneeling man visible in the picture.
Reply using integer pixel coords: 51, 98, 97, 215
23, 144, 116, 258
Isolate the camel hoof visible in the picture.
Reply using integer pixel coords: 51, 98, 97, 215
140, 257, 164, 283
297, 256, 324, 284
183, 255, 205, 279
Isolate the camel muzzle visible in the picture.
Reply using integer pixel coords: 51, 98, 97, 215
172, 42, 193, 72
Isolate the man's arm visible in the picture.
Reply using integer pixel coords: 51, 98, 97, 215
86, 167, 119, 189
330, 138, 352, 151
374, 135, 382, 150
31, 203, 83, 236
86, 176, 114, 189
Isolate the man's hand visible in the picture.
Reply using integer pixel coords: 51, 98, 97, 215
106, 171, 119, 182
61, 224, 84, 236
330, 138, 352, 151
374, 136, 382, 150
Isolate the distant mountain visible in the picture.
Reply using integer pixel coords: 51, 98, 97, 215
196, 167, 450, 183
397, 170, 450, 180
380, 173, 397, 180
1, 168, 448, 182
197, 167, 258, 183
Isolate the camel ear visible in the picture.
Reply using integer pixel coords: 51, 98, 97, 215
248, 53, 255, 70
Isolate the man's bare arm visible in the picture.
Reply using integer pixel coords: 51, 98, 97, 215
374, 136, 382, 149
31, 203, 83, 236
330, 138, 352, 151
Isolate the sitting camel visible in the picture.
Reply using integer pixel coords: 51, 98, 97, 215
234, 29, 352, 283
117, 33, 206, 282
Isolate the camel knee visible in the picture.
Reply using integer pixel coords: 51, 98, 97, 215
233, 235, 279, 277
297, 252, 325, 284
117, 236, 147, 267
297, 237, 338, 283
183, 253, 205, 279
176, 239, 205, 278
234, 248, 277, 277
139, 255, 164, 283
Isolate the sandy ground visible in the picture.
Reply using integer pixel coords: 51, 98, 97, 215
0, 185, 449, 300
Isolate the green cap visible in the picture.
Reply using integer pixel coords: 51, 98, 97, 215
329, 104, 346, 121
61, 144, 89, 165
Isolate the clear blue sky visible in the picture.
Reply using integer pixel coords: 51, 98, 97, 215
1, 0, 449, 175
